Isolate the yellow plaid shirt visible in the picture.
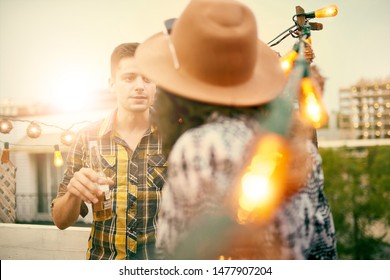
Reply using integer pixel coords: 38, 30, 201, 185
53, 110, 168, 259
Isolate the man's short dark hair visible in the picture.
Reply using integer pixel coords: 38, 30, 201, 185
110, 42, 139, 77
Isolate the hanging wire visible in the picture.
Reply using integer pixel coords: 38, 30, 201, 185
267, 14, 309, 47
0, 118, 93, 148
267, 24, 297, 46
0, 117, 92, 132
268, 28, 300, 47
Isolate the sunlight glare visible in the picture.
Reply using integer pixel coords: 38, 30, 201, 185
48, 68, 97, 112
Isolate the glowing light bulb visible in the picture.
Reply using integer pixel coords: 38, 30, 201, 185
239, 173, 270, 211
0, 119, 13, 134
315, 5, 338, 18
235, 134, 289, 224
280, 49, 299, 76
1, 142, 10, 164
61, 130, 76, 146
26, 122, 42, 138
299, 77, 329, 128
300, 5, 339, 19
53, 145, 64, 167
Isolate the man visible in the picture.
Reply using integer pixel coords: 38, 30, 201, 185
135, 0, 337, 259
52, 43, 168, 260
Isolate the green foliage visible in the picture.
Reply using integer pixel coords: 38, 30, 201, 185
319, 146, 390, 259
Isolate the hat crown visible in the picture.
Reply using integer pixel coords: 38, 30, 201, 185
135, 0, 286, 106
172, 0, 258, 86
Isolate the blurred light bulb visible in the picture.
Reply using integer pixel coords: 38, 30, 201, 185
280, 49, 299, 76
1, 142, 10, 164
53, 144, 64, 167
239, 173, 270, 212
61, 130, 76, 146
299, 77, 329, 128
26, 122, 42, 138
0, 119, 13, 134
235, 134, 289, 224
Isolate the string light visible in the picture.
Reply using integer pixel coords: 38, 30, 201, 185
1, 142, 10, 164
281, 36, 329, 129
0, 119, 13, 134
0, 118, 90, 146
280, 24, 312, 76
280, 43, 299, 76
269, 4, 338, 48
297, 5, 339, 19
0, 118, 92, 167
299, 77, 329, 128
313, 5, 338, 18
53, 144, 64, 167
26, 121, 42, 138
60, 130, 76, 146
232, 134, 290, 225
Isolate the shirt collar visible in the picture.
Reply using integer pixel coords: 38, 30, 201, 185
98, 109, 117, 138
98, 108, 158, 138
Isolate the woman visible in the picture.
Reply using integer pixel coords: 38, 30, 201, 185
135, 0, 337, 259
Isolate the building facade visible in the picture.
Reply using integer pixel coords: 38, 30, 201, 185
339, 79, 390, 140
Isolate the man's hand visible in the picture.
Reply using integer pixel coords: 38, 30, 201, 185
304, 42, 315, 64
67, 168, 114, 204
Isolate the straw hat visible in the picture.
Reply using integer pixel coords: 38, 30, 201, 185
135, 0, 286, 106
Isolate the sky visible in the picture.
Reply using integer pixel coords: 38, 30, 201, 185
0, 0, 389, 113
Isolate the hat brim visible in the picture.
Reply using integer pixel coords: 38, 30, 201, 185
136, 32, 286, 106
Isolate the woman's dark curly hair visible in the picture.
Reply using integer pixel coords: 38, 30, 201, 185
151, 88, 272, 157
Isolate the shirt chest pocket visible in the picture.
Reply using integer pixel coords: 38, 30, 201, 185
100, 154, 116, 184
147, 154, 168, 190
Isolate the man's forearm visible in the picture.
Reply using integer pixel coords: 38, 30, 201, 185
52, 192, 82, 230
